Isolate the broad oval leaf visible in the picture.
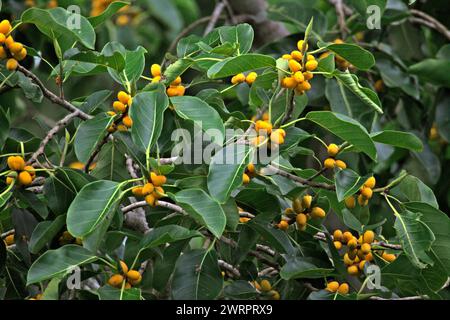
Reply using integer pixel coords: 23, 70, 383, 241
88, 1, 129, 28
371, 130, 423, 151
170, 95, 225, 145
27, 245, 97, 285
207, 54, 276, 79
140, 225, 202, 249
306, 111, 377, 160
217, 23, 254, 54
207, 144, 253, 203
67, 180, 123, 237
326, 43, 375, 70
409, 59, 450, 88
74, 113, 114, 163
280, 256, 334, 280
334, 169, 371, 202
129, 89, 169, 153
172, 188, 226, 238
29, 215, 66, 254
98, 286, 142, 300
172, 249, 223, 300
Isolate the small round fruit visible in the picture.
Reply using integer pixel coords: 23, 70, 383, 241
363, 230, 375, 244
365, 252, 373, 262
127, 270, 141, 281
150, 172, 167, 187
324, 158, 336, 169
344, 196, 356, 209
278, 220, 289, 230
281, 76, 297, 89
290, 50, 303, 61
119, 261, 129, 274
117, 91, 130, 104
347, 265, 359, 276
343, 253, 354, 265
297, 40, 308, 51
358, 194, 368, 207
333, 230, 343, 241
301, 195, 312, 209
288, 59, 302, 73
150, 64, 161, 77
305, 60, 318, 71
269, 290, 280, 300
310, 207, 326, 219
358, 260, 366, 270
296, 213, 307, 226
382, 252, 396, 262
343, 231, 353, 243
260, 279, 271, 292
108, 274, 124, 287
338, 283, 349, 295
145, 194, 156, 207
334, 241, 342, 250
18, 171, 33, 186
245, 72, 257, 85
132, 186, 144, 197
122, 116, 133, 128
6, 58, 18, 71
243, 173, 250, 184
360, 187, 373, 199
326, 281, 339, 292
113, 101, 127, 113
335, 160, 347, 169
361, 243, 371, 254
293, 198, 303, 214
364, 176, 376, 189
347, 238, 357, 250
231, 73, 246, 84
327, 144, 339, 157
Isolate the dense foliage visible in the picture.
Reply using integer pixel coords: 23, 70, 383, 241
0, 0, 449, 300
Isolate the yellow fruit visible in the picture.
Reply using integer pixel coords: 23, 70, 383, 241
296, 80, 311, 91
306, 54, 315, 61
0, 33, 4, 44
113, 101, 127, 113
122, 116, 133, 128
269, 290, 280, 300
293, 198, 303, 214
361, 243, 371, 254
18, 171, 33, 186
0, 47, 6, 59
5, 36, 14, 48
142, 183, 155, 195
347, 238, 357, 250
145, 194, 156, 207
310, 207, 326, 219
239, 217, 250, 223
364, 176, 376, 189
243, 173, 250, 184
252, 281, 262, 291
305, 60, 318, 71
358, 260, 366, 270
335, 160, 347, 169
262, 112, 270, 121
324, 158, 336, 169
150, 64, 161, 77
365, 252, 373, 261
303, 71, 314, 80
245, 72, 257, 85
297, 40, 308, 52
247, 163, 255, 174
260, 279, 271, 292
293, 71, 305, 83
117, 91, 129, 104
152, 75, 161, 83
282, 54, 292, 60
281, 76, 297, 89
171, 76, 182, 86
4, 234, 14, 245
343, 231, 353, 243
107, 124, 117, 133
7, 156, 25, 171
119, 261, 129, 274
338, 283, 349, 295
124, 282, 132, 289
382, 252, 396, 262
374, 79, 384, 93
132, 186, 144, 197
153, 186, 165, 199
176, 85, 186, 96
363, 230, 375, 244
278, 220, 289, 230
6, 58, 18, 71
0, 20, 12, 35
347, 265, 359, 276
326, 281, 339, 292
290, 50, 303, 61
296, 213, 307, 226
108, 274, 124, 287
13, 47, 27, 61
357, 194, 368, 207
333, 229, 343, 241
334, 241, 342, 250
126, 270, 141, 281
5, 176, 13, 185
255, 120, 272, 134
270, 131, 285, 145
319, 52, 330, 60
344, 196, 356, 209
150, 172, 166, 187
117, 124, 128, 132
343, 253, 354, 265
301, 195, 312, 209
166, 86, 178, 97
360, 187, 373, 199
9, 42, 23, 55
231, 73, 246, 84
333, 38, 344, 44
358, 236, 363, 245
327, 143, 339, 157
288, 59, 301, 72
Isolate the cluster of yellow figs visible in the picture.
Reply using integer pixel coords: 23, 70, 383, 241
333, 229, 396, 276
0, 20, 28, 71
345, 176, 376, 208
25, 0, 58, 7
58, 231, 82, 246
108, 260, 142, 289
230, 71, 258, 85
280, 40, 317, 95
251, 279, 280, 300
242, 163, 255, 185
5, 156, 36, 186
3, 233, 14, 246
150, 63, 186, 97
319, 39, 351, 70
132, 172, 167, 207
108, 90, 133, 132
278, 195, 327, 231
325, 280, 349, 295
324, 143, 347, 170
251, 120, 286, 148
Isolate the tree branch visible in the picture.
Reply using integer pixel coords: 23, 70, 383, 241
204, 1, 227, 36
218, 259, 241, 278
266, 164, 336, 190
410, 9, 450, 41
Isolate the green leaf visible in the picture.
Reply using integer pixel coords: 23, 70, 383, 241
140, 225, 202, 249
280, 256, 333, 280
29, 215, 66, 254
393, 175, 438, 208
172, 189, 226, 238
207, 54, 276, 79
0, 107, 10, 147
334, 169, 371, 202
74, 113, 114, 164
27, 245, 97, 285
90, 142, 130, 182
325, 43, 375, 70
103, 43, 147, 84
333, 70, 383, 114
248, 221, 295, 254
217, 23, 254, 54
305, 111, 377, 160
68, 50, 125, 72
170, 95, 225, 145
88, 1, 130, 28
21, 7, 96, 51
207, 144, 253, 203
371, 130, 423, 151
98, 286, 142, 300
409, 59, 450, 88
394, 210, 435, 269
67, 180, 123, 237
78, 90, 113, 113
172, 249, 223, 300
129, 89, 169, 153
405, 202, 450, 275
163, 58, 194, 85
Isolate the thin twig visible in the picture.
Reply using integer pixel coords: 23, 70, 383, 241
410, 9, 450, 41
329, 0, 349, 38
204, 1, 226, 36
281, 90, 295, 124
218, 259, 241, 278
